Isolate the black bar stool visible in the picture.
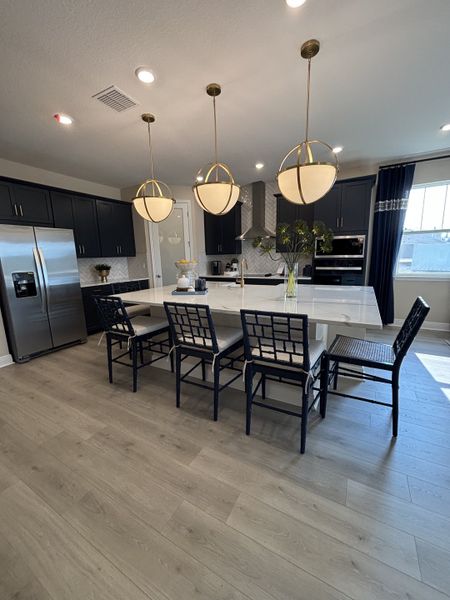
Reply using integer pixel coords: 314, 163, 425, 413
112, 281, 150, 317
321, 296, 430, 436
95, 296, 172, 392
240, 309, 325, 454
164, 302, 243, 421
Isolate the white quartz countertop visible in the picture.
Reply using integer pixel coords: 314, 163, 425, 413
115, 283, 382, 329
80, 277, 148, 288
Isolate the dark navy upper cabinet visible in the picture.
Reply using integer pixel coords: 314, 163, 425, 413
51, 191, 101, 258
339, 178, 375, 232
51, 191, 74, 228
0, 181, 52, 225
11, 184, 53, 225
275, 193, 314, 252
311, 186, 341, 230
204, 202, 242, 255
313, 175, 376, 233
0, 181, 15, 220
96, 199, 136, 257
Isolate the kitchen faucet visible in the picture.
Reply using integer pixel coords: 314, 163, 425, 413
239, 258, 248, 288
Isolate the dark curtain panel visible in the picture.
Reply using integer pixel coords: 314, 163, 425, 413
369, 163, 416, 325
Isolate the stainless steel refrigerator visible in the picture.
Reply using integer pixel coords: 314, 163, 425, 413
0, 224, 86, 362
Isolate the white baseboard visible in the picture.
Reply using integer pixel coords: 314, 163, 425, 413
393, 319, 450, 332
0, 353, 13, 368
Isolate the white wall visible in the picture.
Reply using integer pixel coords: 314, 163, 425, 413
0, 158, 122, 366
0, 157, 121, 199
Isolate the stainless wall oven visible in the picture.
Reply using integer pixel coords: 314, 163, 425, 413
315, 235, 366, 259
313, 235, 366, 286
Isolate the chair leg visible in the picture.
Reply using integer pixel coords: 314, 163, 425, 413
392, 370, 399, 437
333, 360, 339, 390
261, 373, 266, 399
175, 347, 181, 408
201, 359, 206, 381
139, 340, 144, 365
168, 333, 174, 373
320, 355, 329, 419
213, 358, 220, 421
300, 385, 309, 454
132, 341, 138, 393
245, 366, 253, 435
106, 334, 113, 384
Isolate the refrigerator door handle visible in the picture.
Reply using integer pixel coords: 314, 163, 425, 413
32, 247, 48, 314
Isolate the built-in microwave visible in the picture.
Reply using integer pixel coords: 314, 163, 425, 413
315, 235, 366, 259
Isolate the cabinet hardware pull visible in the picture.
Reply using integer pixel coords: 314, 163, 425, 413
13, 204, 18, 216
336, 217, 339, 228
82, 244, 85, 254
19, 205, 24, 217
341, 217, 344, 227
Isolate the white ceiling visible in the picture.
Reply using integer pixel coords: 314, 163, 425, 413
0, 0, 450, 190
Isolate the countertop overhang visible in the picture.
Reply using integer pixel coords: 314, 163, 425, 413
115, 283, 382, 329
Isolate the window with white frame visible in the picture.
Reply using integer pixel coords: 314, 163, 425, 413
396, 181, 450, 277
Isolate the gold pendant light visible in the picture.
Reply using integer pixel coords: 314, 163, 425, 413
193, 83, 240, 215
277, 39, 338, 205
133, 113, 175, 223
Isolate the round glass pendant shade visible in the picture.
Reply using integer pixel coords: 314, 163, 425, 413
132, 179, 175, 223
193, 162, 240, 215
277, 140, 338, 205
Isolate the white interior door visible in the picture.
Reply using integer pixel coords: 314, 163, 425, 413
148, 202, 192, 287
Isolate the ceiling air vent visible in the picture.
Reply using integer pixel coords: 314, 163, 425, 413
92, 85, 138, 112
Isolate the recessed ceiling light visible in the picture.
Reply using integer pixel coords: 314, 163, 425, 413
135, 67, 155, 84
255, 162, 264, 170
286, 0, 306, 7
53, 113, 73, 125
196, 175, 204, 182
332, 146, 343, 154
440, 123, 450, 132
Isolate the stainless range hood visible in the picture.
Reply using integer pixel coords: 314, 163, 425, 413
236, 181, 276, 241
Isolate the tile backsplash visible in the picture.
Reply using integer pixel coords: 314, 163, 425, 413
77, 256, 129, 285
201, 181, 312, 275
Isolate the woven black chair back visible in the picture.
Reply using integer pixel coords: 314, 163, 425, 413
112, 281, 140, 294
164, 302, 218, 353
94, 296, 134, 336
393, 297, 430, 362
241, 310, 311, 371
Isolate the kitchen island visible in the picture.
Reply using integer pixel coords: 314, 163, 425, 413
115, 282, 382, 331
115, 283, 382, 404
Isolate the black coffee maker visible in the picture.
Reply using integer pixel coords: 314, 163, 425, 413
210, 260, 222, 275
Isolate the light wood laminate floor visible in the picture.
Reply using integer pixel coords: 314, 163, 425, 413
0, 330, 449, 599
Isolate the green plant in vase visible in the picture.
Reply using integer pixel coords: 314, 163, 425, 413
253, 220, 333, 297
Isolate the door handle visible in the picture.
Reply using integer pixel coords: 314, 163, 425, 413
37, 248, 50, 303
32, 247, 48, 314
13, 204, 18, 216
19, 205, 24, 217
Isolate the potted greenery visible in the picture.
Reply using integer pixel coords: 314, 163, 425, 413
253, 220, 333, 297
94, 263, 112, 283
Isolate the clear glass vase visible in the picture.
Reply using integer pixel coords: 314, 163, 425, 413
284, 263, 298, 298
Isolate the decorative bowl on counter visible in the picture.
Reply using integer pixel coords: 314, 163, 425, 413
174, 259, 198, 288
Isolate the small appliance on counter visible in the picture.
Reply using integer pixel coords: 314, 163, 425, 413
210, 260, 222, 275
